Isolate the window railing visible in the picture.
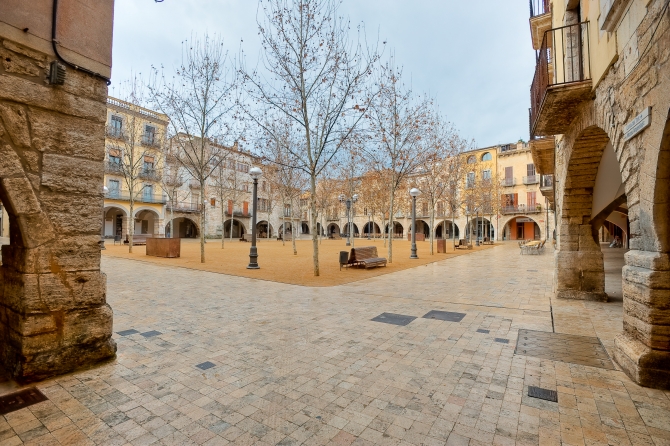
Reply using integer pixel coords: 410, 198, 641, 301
523, 175, 539, 185
502, 204, 543, 214
138, 169, 162, 181
501, 177, 516, 187
530, 22, 591, 137
166, 202, 201, 212
106, 126, 126, 140
141, 135, 160, 147
530, 0, 550, 17
104, 161, 123, 174
540, 175, 554, 188
188, 179, 201, 189
104, 191, 167, 204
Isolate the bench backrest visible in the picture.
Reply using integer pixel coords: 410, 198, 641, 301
349, 246, 379, 262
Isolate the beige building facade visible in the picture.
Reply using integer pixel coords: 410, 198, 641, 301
528, 0, 670, 387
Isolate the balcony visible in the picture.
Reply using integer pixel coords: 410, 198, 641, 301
502, 204, 542, 215
529, 0, 552, 50
225, 210, 251, 218
167, 202, 201, 213
540, 174, 555, 203
105, 191, 167, 204
138, 168, 162, 182
188, 179, 201, 189
523, 175, 539, 185
106, 126, 126, 141
528, 134, 555, 175
104, 161, 123, 175
501, 177, 516, 187
530, 22, 592, 138
141, 135, 161, 148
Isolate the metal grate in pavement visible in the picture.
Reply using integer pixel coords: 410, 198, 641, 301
0, 388, 48, 415
116, 329, 139, 336
422, 310, 466, 322
196, 361, 216, 370
528, 386, 558, 402
515, 329, 615, 369
371, 313, 417, 326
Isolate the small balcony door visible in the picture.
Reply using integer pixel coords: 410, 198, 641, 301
108, 180, 120, 198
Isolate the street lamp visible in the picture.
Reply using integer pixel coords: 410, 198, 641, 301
409, 188, 421, 259
247, 167, 262, 269
338, 193, 358, 247
100, 186, 109, 250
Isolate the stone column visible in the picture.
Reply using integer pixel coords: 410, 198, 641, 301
614, 251, 670, 388
0, 40, 116, 381
555, 218, 607, 301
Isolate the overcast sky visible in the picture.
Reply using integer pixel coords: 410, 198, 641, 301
110, 0, 535, 149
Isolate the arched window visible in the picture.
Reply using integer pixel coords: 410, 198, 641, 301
467, 155, 476, 164
481, 152, 492, 161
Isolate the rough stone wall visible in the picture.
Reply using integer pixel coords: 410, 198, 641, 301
0, 38, 116, 381
553, 0, 670, 387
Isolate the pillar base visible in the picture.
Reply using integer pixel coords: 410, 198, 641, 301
614, 333, 670, 389
556, 290, 608, 302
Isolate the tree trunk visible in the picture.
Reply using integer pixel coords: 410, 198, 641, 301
292, 218, 297, 255
129, 196, 134, 254
311, 176, 319, 275
200, 179, 205, 263
169, 199, 174, 239
452, 206, 456, 251
429, 207, 434, 255
387, 188, 395, 263
221, 198, 225, 248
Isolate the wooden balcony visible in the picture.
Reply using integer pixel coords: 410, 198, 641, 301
529, 136, 555, 175
530, 22, 592, 138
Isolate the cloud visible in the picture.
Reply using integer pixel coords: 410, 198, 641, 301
111, 0, 535, 148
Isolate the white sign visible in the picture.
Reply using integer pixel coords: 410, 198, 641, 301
624, 107, 651, 141
516, 218, 533, 223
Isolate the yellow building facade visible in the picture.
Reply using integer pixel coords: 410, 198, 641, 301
103, 97, 168, 241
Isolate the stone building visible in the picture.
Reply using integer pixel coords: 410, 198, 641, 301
0, 2, 116, 380
103, 97, 168, 241
528, 0, 670, 387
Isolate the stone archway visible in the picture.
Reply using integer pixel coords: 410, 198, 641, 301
0, 97, 115, 381
327, 223, 340, 236
224, 219, 246, 238
435, 220, 460, 239
103, 205, 128, 238
556, 125, 611, 301
257, 220, 273, 238
166, 217, 199, 238
385, 221, 404, 237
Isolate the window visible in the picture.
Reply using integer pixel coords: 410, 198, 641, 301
143, 156, 155, 173
482, 169, 491, 180
421, 202, 428, 215
467, 155, 476, 164
437, 202, 444, 216
191, 193, 200, 206
527, 191, 537, 208
110, 115, 122, 137
466, 172, 475, 188
143, 184, 153, 201
284, 204, 292, 217
237, 162, 249, 173
261, 181, 267, 192
108, 149, 121, 165
527, 163, 536, 176
143, 125, 156, 145
481, 152, 492, 161
108, 179, 120, 197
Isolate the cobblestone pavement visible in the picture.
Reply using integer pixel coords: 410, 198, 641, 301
2, 242, 670, 446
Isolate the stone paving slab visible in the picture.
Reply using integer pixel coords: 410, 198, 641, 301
0, 242, 669, 445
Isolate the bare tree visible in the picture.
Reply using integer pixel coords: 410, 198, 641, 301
211, 151, 249, 248
150, 34, 239, 263
240, 0, 379, 276
366, 58, 432, 262
441, 154, 467, 250
107, 77, 165, 253
161, 141, 186, 239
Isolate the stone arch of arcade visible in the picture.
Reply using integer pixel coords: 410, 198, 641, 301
327, 223, 340, 236
166, 217, 199, 238
224, 219, 247, 238
385, 221, 404, 237
103, 205, 128, 238
134, 207, 162, 237
256, 220, 274, 238
435, 220, 460, 239
499, 215, 542, 241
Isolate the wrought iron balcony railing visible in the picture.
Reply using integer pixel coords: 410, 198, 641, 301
540, 174, 554, 188
104, 161, 123, 174
530, 22, 591, 138
501, 177, 516, 187
166, 202, 201, 212
530, 0, 550, 17
502, 204, 542, 215
138, 169, 162, 181
104, 191, 167, 204
106, 126, 126, 140
523, 175, 539, 185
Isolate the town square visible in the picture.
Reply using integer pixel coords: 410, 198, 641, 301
0, 0, 669, 445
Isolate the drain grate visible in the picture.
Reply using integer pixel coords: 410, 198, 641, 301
528, 386, 558, 402
476, 329, 490, 334
494, 338, 509, 344
515, 329, 615, 370
371, 313, 417, 326
141, 330, 162, 338
0, 388, 48, 415
116, 329, 139, 336
196, 361, 216, 370
422, 310, 466, 322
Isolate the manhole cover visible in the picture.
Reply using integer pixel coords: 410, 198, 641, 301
515, 329, 615, 370
0, 388, 48, 415
371, 313, 417, 326
196, 361, 216, 370
528, 386, 558, 402
422, 310, 466, 322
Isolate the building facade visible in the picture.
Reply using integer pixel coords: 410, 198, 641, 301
103, 97, 168, 241
527, 0, 670, 387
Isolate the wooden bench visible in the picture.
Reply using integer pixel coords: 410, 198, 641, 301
456, 238, 472, 250
277, 233, 293, 241
124, 235, 148, 245
347, 246, 387, 269
329, 234, 342, 240
240, 233, 252, 242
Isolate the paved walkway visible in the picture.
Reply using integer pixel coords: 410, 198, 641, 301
2, 243, 670, 446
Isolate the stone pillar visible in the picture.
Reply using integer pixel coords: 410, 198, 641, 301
555, 218, 607, 301
614, 251, 670, 388
0, 38, 116, 381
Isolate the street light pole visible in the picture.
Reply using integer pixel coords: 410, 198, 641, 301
410, 188, 420, 259
247, 167, 262, 269
339, 193, 358, 247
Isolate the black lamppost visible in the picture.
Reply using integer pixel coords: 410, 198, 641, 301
247, 167, 262, 269
410, 188, 420, 259
338, 193, 358, 247
367, 210, 371, 240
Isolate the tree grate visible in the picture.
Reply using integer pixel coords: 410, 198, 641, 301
528, 386, 558, 402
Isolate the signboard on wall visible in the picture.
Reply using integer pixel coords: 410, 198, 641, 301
516, 218, 533, 223
624, 107, 651, 141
